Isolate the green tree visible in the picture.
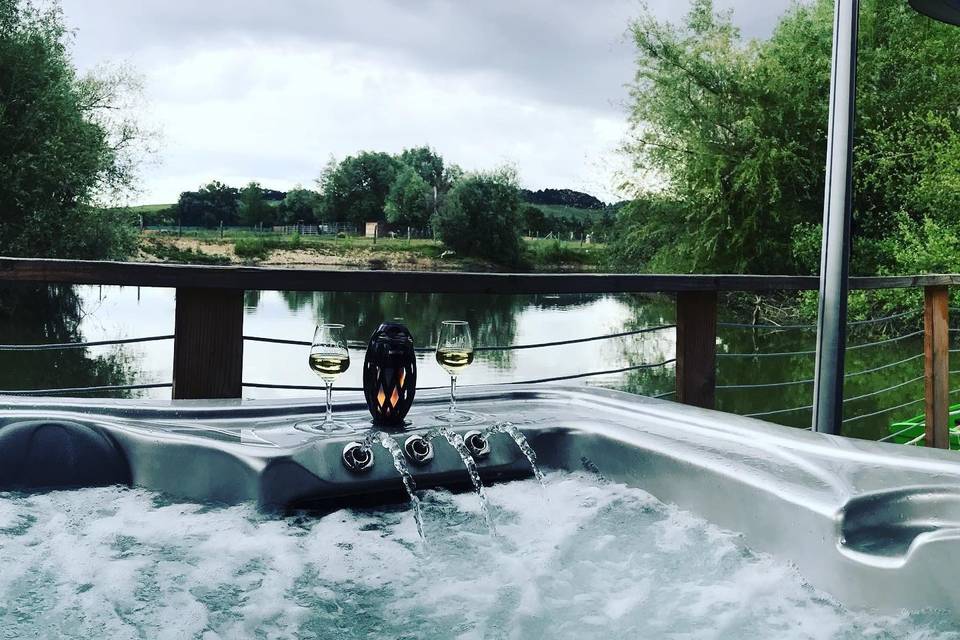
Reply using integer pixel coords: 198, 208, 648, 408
521, 204, 547, 236
398, 146, 445, 190
432, 169, 524, 265
619, 0, 960, 275
238, 181, 274, 227
317, 151, 399, 226
385, 166, 432, 228
0, 0, 147, 258
277, 187, 321, 224
176, 181, 239, 227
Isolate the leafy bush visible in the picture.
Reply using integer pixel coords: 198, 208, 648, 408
431, 170, 523, 266
233, 238, 269, 260
526, 239, 596, 269
604, 197, 691, 272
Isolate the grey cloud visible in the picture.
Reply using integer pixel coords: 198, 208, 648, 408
62, 0, 796, 113
56, 0, 800, 202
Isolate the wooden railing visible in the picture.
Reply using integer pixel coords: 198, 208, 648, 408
1, 257, 957, 446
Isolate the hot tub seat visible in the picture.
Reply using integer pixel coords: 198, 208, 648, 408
0, 419, 130, 490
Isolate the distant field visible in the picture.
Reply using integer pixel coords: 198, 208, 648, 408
532, 204, 604, 222
123, 203, 174, 213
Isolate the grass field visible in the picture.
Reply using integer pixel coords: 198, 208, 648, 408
123, 203, 175, 214
139, 230, 605, 271
533, 203, 605, 222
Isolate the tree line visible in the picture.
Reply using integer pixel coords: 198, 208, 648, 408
158, 151, 616, 241
610, 0, 960, 279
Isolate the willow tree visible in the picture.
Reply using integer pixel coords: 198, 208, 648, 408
0, 0, 149, 258
620, 0, 960, 275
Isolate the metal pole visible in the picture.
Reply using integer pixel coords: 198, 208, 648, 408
812, 0, 859, 435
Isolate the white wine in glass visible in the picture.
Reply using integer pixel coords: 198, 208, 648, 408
300, 323, 350, 432
435, 320, 475, 422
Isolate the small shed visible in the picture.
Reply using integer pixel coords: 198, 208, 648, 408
364, 222, 380, 238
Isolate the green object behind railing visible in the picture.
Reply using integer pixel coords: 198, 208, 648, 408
888, 404, 960, 449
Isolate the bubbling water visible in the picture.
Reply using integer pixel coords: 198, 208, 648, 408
1, 475, 958, 639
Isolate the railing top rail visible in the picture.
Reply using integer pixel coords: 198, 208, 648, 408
2, 257, 959, 294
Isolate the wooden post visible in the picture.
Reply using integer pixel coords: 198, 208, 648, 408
676, 290, 718, 409
924, 285, 950, 448
172, 287, 244, 399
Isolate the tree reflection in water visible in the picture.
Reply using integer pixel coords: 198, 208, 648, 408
265, 290, 526, 369
0, 285, 137, 397
616, 294, 933, 442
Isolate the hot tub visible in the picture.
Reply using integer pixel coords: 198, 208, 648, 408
2, 386, 960, 636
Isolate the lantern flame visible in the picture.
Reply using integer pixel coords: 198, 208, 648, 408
390, 386, 400, 408
377, 386, 386, 408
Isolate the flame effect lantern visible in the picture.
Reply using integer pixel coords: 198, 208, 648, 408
362, 322, 417, 426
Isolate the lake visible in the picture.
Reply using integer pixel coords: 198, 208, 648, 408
0, 284, 949, 442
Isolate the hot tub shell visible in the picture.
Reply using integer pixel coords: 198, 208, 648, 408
2, 385, 960, 616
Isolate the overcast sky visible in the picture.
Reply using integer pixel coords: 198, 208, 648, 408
59, 0, 796, 205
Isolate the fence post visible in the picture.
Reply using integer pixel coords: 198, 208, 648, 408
924, 285, 950, 448
172, 287, 244, 399
676, 290, 718, 409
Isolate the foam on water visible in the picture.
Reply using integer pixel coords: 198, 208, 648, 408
1, 474, 958, 639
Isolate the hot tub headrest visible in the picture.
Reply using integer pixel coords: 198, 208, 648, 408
0, 420, 131, 491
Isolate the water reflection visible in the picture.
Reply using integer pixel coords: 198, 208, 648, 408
0, 286, 137, 397
0, 285, 946, 442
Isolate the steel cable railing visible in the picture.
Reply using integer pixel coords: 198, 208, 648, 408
741, 366, 928, 421
0, 308, 944, 428
841, 374, 926, 404
716, 352, 926, 391
716, 308, 922, 332
846, 398, 927, 427
0, 335, 174, 351
717, 321, 816, 330
0, 334, 174, 395
0, 382, 173, 396
0, 325, 676, 396
743, 404, 814, 418
721, 312, 933, 426
243, 324, 677, 353
744, 373, 927, 420
242, 358, 677, 392
717, 328, 925, 360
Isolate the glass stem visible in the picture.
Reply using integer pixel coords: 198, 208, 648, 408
325, 381, 334, 424
449, 375, 458, 414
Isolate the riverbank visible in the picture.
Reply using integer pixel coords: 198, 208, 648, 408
137, 231, 606, 272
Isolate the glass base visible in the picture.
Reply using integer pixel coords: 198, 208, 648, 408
293, 419, 354, 434
432, 409, 485, 425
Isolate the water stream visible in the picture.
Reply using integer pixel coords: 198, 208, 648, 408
428, 427, 497, 534
375, 432, 426, 540
486, 421, 546, 487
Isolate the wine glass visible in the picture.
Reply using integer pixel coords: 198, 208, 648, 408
434, 320, 475, 422
298, 323, 351, 432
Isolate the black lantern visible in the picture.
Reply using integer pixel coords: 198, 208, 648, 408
362, 322, 417, 426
